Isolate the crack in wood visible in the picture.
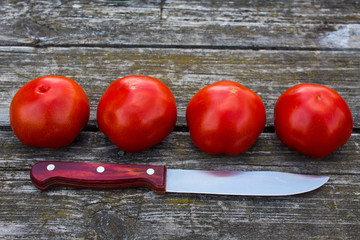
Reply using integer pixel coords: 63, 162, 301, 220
160, 0, 166, 20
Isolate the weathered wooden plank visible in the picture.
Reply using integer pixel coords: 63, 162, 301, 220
1, 178, 358, 239
0, 0, 359, 49
1, 130, 359, 175
0, 182, 359, 239
0, 159, 359, 239
1, 46, 359, 128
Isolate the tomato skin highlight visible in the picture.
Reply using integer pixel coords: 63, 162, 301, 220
186, 81, 266, 155
97, 75, 177, 152
274, 83, 353, 158
9, 75, 90, 148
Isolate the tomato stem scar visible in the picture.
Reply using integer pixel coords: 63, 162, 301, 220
37, 85, 50, 93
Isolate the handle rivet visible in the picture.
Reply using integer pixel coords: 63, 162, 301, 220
146, 168, 155, 175
47, 164, 55, 171
97, 166, 105, 173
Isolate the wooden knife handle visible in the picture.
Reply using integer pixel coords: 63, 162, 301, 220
30, 161, 167, 194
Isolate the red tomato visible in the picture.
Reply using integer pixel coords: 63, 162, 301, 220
274, 83, 353, 158
186, 81, 266, 155
97, 75, 177, 152
10, 75, 90, 148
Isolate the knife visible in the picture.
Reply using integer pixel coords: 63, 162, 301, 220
30, 161, 329, 196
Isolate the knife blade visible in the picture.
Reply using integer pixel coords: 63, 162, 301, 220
30, 161, 329, 196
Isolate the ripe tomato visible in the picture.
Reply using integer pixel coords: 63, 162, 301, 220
274, 83, 353, 158
10, 75, 90, 148
186, 81, 266, 155
97, 75, 177, 152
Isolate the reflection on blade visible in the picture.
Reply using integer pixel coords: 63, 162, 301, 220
166, 169, 329, 196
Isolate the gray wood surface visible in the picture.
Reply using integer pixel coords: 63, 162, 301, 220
0, 0, 359, 239
1, 0, 360, 49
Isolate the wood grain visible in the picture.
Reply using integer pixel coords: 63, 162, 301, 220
0, 0, 359, 49
30, 161, 167, 193
0, 47, 359, 128
0, 179, 359, 239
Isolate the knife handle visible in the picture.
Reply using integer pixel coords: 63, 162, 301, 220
30, 161, 166, 194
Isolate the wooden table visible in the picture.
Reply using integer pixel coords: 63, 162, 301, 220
1, 1, 359, 239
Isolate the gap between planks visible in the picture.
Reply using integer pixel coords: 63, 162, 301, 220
1, 125, 360, 134
0, 43, 360, 52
